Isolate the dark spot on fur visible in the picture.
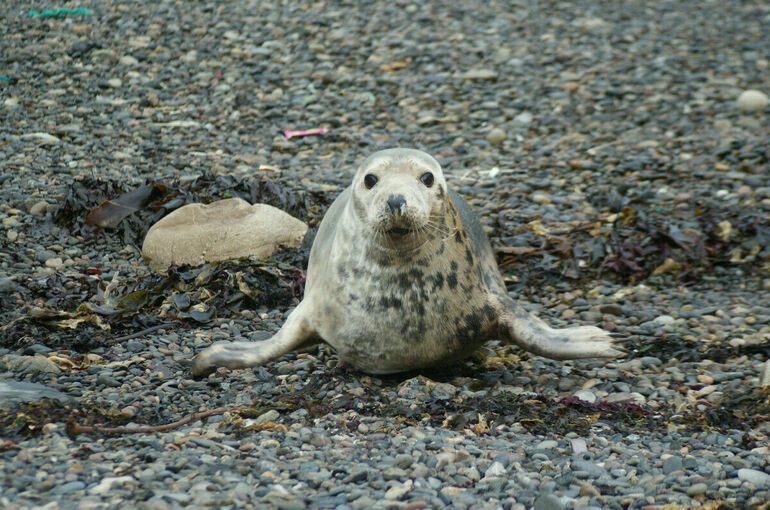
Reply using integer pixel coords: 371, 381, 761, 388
437, 186, 445, 198
431, 273, 445, 291
337, 264, 349, 279
464, 312, 482, 333
454, 230, 463, 244
465, 247, 474, 265
416, 319, 427, 336
482, 304, 496, 321
379, 295, 402, 309
436, 243, 445, 256
395, 273, 412, 290
407, 268, 424, 282
448, 261, 459, 289
414, 302, 425, 316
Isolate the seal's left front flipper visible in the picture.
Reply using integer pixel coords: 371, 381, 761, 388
493, 295, 626, 361
190, 301, 320, 377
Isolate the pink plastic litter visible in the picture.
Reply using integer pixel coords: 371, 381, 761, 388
283, 127, 329, 140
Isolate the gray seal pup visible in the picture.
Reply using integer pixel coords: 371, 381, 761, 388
191, 148, 623, 376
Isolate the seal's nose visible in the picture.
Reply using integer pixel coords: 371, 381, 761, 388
386, 195, 407, 216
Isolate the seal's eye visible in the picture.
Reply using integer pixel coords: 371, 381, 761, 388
420, 172, 434, 187
364, 174, 378, 189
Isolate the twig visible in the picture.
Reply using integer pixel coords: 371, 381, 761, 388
111, 323, 176, 343
66, 407, 230, 436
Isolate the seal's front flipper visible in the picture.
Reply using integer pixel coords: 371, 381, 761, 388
191, 302, 320, 377
494, 295, 625, 360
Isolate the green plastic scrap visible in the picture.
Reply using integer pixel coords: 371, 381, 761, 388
0, 76, 12, 82
28, 7, 94, 18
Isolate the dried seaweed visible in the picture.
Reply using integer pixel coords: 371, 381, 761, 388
85, 182, 167, 229
0, 258, 307, 351
626, 332, 770, 362
678, 387, 770, 434
497, 201, 770, 287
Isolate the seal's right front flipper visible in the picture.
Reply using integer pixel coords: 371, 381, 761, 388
494, 295, 625, 361
190, 303, 320, 377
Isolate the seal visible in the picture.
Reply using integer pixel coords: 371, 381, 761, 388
191, 148, 623, 376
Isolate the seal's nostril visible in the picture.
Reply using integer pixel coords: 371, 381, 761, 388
387, 195, 406, 215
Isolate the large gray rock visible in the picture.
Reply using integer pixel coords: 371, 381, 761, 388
0, 354, 61, 375
0, 380, 71, 407
142, 198, 307, 271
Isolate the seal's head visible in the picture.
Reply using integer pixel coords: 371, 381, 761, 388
351, 148, 448, 242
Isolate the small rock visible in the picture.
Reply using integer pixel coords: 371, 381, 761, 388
0, 277, 16, 293
393, 454, 414, 470
533, 494, 564, 510
120, 406, 137, 418
579, 483, 600, 497
536, 440, 558, 449
461, 69, 497, 80
89, 476, 136, 495
570, 438, 588, 454
644, 315, 676, 328
107, 78, 122, 88
29, 201, 50, 215
573, 17, 609, 32
142, 198, 308, 272
485, 128, 507, 146
573, 390, 597, 403
760, 360, 770, 388
484, 461, 506, 478
736, 90, 768, 112
572, 459, 605, 478
693, 385, 717, 397
687, 482, 708, 496
119, 55, 139, 66
384, 480, 412, 500
662, 456, 683, 474
605, 392, 646, 404
252, 409, 280, 425
513, 112, 533, 126
599, 304, 624, 316
738, 468, 770, 487
21, 132, 60, 145
96, 374, 121, 387
55, 481, 86, 494
45, 257, 63, 269
531, 192, 552, 205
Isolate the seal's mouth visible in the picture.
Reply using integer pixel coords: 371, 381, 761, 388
387, 227, 412, 237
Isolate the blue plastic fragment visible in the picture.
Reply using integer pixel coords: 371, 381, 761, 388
28, 7, 94, 18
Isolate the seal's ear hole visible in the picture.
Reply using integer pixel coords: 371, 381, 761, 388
420, 172, 435, 187
364, 174, 379, 189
